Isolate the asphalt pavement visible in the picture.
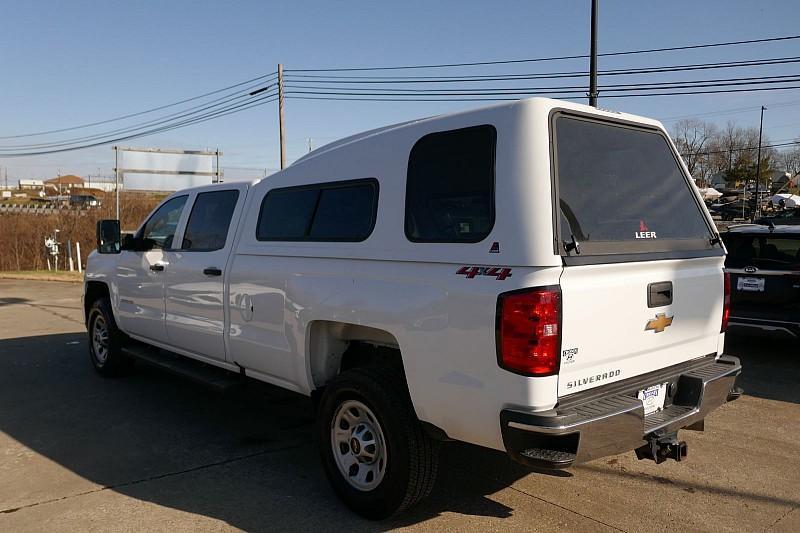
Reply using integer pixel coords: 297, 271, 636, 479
0, 279, 798, 532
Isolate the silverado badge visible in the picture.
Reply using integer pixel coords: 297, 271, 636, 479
645, 313, 674, 333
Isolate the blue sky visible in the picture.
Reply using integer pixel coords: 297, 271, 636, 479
1, 0, 799, 182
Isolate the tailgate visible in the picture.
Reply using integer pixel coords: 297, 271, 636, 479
558, 256, 725, 396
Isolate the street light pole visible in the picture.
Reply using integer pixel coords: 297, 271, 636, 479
588, 0, 599, 107
753, 105, 766, 221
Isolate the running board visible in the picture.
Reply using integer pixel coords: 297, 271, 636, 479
121, 341, 243, 393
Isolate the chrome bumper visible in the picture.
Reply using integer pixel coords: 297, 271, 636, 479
500, 354, 742, 469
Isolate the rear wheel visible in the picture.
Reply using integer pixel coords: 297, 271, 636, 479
318, 366, 439, 520
88, 297, 133, 376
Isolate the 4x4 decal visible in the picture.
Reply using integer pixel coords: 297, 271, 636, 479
456, 266, 513, 280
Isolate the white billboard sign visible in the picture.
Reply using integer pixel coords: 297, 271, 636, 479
115, 147, 220, 191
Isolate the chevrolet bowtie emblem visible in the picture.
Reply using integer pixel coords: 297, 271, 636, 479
645, 313, 674, 333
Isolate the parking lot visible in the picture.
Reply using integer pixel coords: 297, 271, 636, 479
0, 279, 797, 532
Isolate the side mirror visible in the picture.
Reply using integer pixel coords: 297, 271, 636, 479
96, 219, 121, 254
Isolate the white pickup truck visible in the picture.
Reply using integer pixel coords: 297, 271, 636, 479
85, 97, 742, 519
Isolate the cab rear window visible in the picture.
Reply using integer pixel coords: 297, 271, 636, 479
723, 233, 800, 270
256, 179, 378, 242
554, 115, 713, 256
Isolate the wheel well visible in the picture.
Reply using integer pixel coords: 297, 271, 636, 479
84, 281, 110, 324
308, 321, 403, 390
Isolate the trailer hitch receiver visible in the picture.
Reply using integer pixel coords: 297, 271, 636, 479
635, 433, 687, 464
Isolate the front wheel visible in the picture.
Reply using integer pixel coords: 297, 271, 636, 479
317, 366, 439, 519
87, 297, 133, 377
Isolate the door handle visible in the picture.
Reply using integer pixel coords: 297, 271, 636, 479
203, 267, 222, 276
149, 263, 165, 272
647, 281, 673, 307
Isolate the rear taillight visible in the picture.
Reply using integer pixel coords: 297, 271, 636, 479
721, 272, 731, 333
496, 286, 561, 377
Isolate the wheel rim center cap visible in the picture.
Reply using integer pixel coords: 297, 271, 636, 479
350, 437, 361, 455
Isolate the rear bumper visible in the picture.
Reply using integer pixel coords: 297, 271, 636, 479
500, 354, 742, 469
728, 315, 800, 338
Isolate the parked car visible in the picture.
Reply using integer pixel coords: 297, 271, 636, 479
84, 97, 741, 519
70, 194, 100, 207
721, 224, 800, 338
755, 208, 800, 226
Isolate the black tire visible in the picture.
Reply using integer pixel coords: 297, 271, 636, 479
317, 366, 439, 520
87, 297, 134, 377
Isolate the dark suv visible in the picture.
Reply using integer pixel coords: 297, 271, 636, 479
721, 224, 800, 338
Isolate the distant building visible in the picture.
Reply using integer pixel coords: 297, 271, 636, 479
710, 173, 728, 189
18, 179, 44, 189
768, 170, 792, 192
82, 180, 120, 192
44, 174, 85, 192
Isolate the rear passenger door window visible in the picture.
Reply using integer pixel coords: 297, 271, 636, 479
257, 179, 378, 242
181, 190, 240, 251
405, 125, 496, 243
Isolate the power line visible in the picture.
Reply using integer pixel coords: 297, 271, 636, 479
0, 82, 276, 151
605, 85, 800, 98
284, 56, 800, 82
285, 35, 800, 72
680, 141, 797, 158
659, 99, 800, 122
5, 65, 794, 151
1, 93, 279, 157
0, 72, 277, 140
285, 74, 800, 96
4, 34, 799, 158
286, 84, 800, 102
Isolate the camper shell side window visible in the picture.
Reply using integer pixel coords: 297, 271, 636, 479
405, 125, 497, 243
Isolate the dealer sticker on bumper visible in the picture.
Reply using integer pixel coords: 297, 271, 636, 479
638, 382, 668, 415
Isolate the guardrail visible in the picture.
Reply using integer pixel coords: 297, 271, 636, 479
0, 204, 94, 215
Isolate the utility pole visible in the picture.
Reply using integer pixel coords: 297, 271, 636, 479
753, 105, 766, 221
114, 146, 120, 220
278, 64, 286, 169
588, 0, 599, 107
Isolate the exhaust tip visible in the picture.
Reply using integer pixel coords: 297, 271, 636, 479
727, 386, 744, 402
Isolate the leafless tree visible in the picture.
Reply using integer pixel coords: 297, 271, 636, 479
776, 142, 800, 178
672, 119, 717, 183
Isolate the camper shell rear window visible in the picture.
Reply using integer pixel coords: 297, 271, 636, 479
551, 112, 718, 262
